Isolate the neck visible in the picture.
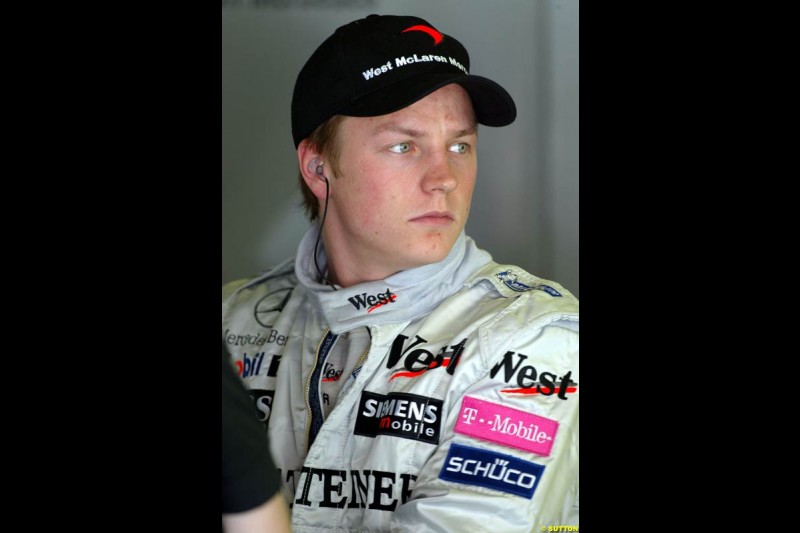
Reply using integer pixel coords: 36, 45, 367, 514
295, 227, 489, 334
322, 234, 401, 288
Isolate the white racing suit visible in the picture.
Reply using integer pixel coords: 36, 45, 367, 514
222, 226, 579, 532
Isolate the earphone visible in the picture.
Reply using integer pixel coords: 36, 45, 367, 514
308, 157, 335, 289
309, 158, 326, 180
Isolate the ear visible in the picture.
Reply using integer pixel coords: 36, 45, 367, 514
297, 139, 330, 201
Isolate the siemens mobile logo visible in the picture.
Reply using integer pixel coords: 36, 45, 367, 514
354, 391, 443, 444
439, 443, 544, 499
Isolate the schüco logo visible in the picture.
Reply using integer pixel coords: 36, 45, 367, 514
489, 351, 577, 399
347, 288, 397, 313
439, 443, 545, 499
386, 334, 467, 381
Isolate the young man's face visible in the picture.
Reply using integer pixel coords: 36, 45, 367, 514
322, 83, 478, 284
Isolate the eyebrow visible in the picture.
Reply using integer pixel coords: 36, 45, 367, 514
369, 122, 477, 138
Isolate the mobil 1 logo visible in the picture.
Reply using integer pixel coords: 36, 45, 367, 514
354, 391, 443, 445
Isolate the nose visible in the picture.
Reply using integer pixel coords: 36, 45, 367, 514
421, 151, 457, 194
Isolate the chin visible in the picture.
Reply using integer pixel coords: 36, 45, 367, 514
405, 245, 452, 269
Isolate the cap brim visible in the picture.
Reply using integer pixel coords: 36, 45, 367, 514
339, 73, 516, 127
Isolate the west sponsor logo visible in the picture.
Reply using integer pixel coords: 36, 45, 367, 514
282, 467, 416, 511
455, 396, 558, 456
235, 353, 281, 379
386, 334, 467, 381
248, 389, 274, 427
321, 362, 343, 383
439, 443, 544, 499
354, 391, 443, 444
362, 54, 468, 81
490, 351, 577, 399
347, 288, 397, 313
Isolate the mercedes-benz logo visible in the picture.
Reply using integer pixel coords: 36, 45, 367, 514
254, 287, 293, 328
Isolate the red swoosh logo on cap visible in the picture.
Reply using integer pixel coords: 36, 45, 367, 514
402, 25, 443, 45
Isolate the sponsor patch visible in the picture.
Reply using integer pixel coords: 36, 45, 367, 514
439, 443, 544, 499
282, 467, 417, 511
234, 352, 281, 379
321, 361, 343, 382
248, 389, 274, 428
386, 334, 466, 381
347, 288, 397, 313
401, 24, 444, 45
235, 352, 266, 378
354, 391, 443, 444
224, 327, 288, 348
535, 284, 562, 297
496, 270, 534, 292
254, 287, 293, 329
490, 351, 577, 399
496, 270, 563, 297
455, 397, 558, 456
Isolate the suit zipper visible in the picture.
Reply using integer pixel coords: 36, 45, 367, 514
353, 334, 371, 375
305, 328, 330, 454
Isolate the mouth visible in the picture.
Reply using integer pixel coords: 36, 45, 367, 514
409, 211, 455, 226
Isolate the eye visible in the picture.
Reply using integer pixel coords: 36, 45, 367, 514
388, 142, 411, 154
449, 142, 469, 154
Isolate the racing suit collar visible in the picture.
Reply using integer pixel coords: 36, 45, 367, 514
295, 221, 492, 334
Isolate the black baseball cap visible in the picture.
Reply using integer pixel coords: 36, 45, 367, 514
291, 14, 517, 148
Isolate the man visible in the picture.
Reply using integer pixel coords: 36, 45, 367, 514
222, 14, 578, 532
222, 342, 291, 532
